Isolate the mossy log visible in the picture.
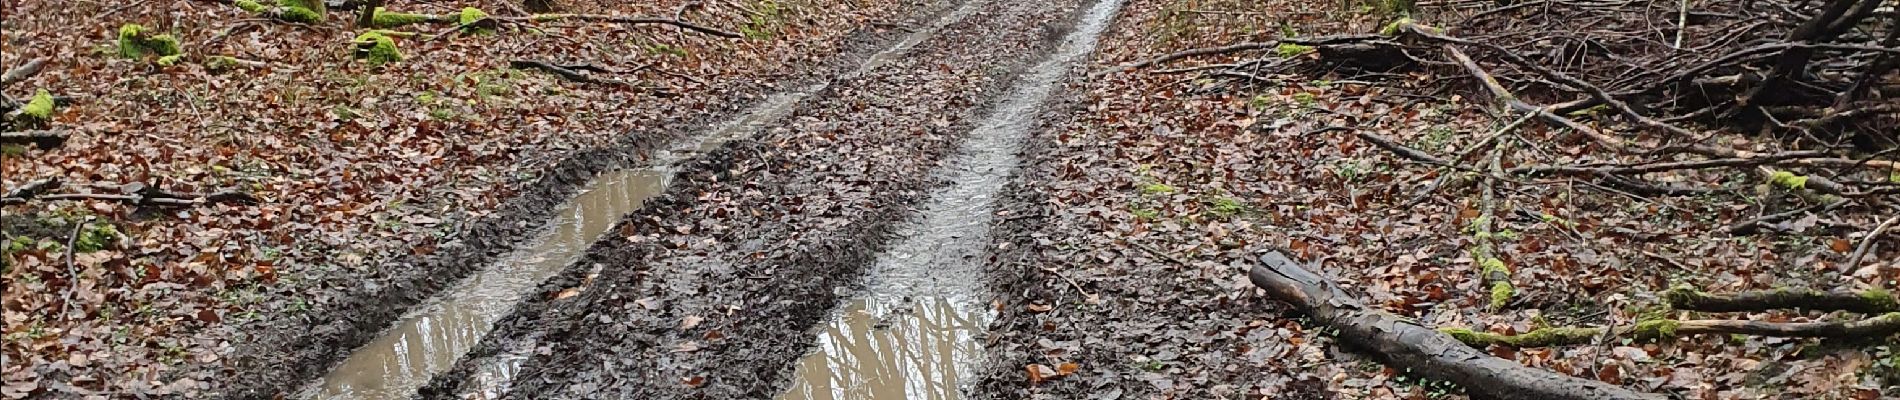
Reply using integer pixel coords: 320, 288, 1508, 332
229, 0, 325, 23
1666, 286, 1898, 314
1249, 250, 1664, 400
1441, 313, 1900, 348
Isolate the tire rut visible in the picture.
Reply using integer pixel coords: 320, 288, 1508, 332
415, 0, 1101, 397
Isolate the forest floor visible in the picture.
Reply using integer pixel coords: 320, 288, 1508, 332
0, 0, 916, 396
4, 0, 1897, 398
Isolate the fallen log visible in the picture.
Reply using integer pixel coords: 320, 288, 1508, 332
1667, 286, 1898, 314
1, 130, 68, 149
0, 182, 259, 207
1249, 250, 1664, 400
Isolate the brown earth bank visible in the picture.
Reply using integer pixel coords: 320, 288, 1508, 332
414, 0, 1102, 397
0, 0, 916, 397
973, 0, 1898, 399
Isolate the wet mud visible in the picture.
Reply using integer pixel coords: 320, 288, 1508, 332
210, 4, 937, 397
777, 0, 1125, 397
416, 0, 1101, 397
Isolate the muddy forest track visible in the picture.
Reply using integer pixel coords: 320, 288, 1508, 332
203, 4, 943, 399
410, 0, 1112, 398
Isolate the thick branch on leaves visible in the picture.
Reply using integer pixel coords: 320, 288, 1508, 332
507, 60, 633, 86
1, 58, 48, 89
0, 181, 260, 207
1667, 286, 1898, 314
1, 130, 68, 149
1249, 251, 1664, 400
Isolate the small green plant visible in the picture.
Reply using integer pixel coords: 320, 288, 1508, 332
646, 43, 689, 57
1418, 126, 1454, 151
1140, 182, 1176, 195
1207, 196, 1246, 218
1331, 159, 1368, 182
1291, 92, 1318, 108
11, 89, 56, 128
740, 0, 785, 40
74, 222, 120, 253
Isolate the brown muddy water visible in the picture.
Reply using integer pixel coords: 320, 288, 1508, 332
776, 0, 1123, 398
300, 3, 993, 398
304, 89, 811, 399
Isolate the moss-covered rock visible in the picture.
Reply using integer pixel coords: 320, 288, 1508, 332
458, 7, 494, 34
1768, 170, 1808, 190
155, 54, 186, 67
353, 31, 401, 67
117, 24, 181, 59
234, 0, 268, 13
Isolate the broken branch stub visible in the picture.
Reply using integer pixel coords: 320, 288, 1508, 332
1248, 250, 1663, 400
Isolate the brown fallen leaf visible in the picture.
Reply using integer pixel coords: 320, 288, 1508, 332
681, 315, 704, 329
552, 287, 581, 300
1056, 362, 1079, 376
673, 341, 702, 352
1026, 364, 1056, 384
682, 376, 706, 387
1027, 303, 1053, 312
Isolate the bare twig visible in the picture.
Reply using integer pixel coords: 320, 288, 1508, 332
1844, 214, 1899, 271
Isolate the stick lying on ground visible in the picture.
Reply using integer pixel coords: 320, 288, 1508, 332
1443, 313, 1900, 347
1249, 250, 1665, 400
0, 180, 259, 207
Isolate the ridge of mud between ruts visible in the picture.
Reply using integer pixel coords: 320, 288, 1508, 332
417, 0, 1096, 397
199, 6, 939, 398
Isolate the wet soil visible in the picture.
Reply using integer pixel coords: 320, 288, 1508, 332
208, 7, 936, 397
416, 0, 1100, 397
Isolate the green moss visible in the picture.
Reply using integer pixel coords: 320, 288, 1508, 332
155, 54, 185, 67
353, 31, 401, 67
1276, 43, 1315, 57
116, 24, 181, 59
19, 89, 54, 122
1631, 319, 1680, 341
1439, 326, 1600, 347
204, 55, 240, 72
1379, 17, 1414, 36
1489, 281, 1514, 309
234, 0, 267, 13
279, 6, 323, 23
1663, 284, 1702, 309
458, 7, 493, 34
371, 7, 439, 27
1768, 170, 1808, 190
1140, 182, 1176, 195
1863, 288, 1898, 312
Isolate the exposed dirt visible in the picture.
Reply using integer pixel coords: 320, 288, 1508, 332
415, 0, 1100, 397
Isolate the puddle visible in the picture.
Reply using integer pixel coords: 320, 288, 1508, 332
780, 297, 987, 400
776, 0, 1125, 398
306, 169, 665, 400
301, 1, 992, 398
